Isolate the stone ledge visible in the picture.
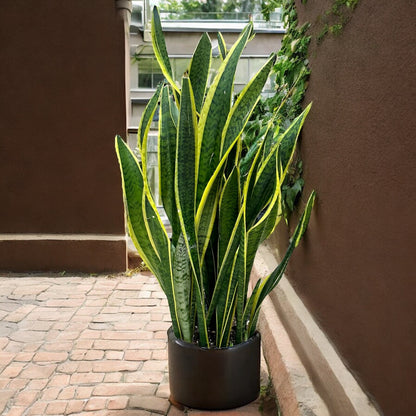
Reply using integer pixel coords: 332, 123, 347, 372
253, 245, 381, 416
0, 239, 127, 273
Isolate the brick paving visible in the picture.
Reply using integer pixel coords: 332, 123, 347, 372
0, 272, 275, 415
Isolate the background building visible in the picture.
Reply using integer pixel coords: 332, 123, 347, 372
127, 0, 284, 206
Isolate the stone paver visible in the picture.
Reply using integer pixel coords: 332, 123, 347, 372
0, 272, 275, 415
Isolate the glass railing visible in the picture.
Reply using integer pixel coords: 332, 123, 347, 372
159, 10, 281, 22
131, 0, 283, 31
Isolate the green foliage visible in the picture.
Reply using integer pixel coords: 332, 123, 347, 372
116, 7, 315, 348
317, 0, 361, 43
245, 0, 359, 217
281, 159, 303, 216
244, 0, 310, 219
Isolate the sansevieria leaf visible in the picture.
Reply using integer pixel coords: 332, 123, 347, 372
159, 86, 180, 245
221, 54, 276, 158
207, 207, 244, 325
115, 136, 164, 280
218, 168, 240, 267
195, 134, 240, 265
197, 23, 252, 205
189, 33, 212, 114
115, 136, 182, 339
138, 82, 163, 155
151, 8, 178, 92
172, 233, 192, 342
175, 77, 199, 275
277, 103, 312, 183
248, 191, 316, 329
217, 32, 227, 60
175, 77, 209, 347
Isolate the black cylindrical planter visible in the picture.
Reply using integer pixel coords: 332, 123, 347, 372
167, 327, 261, 410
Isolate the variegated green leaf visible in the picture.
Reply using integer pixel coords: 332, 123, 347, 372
245, 105, 311, 228
240, 133, 264, 184
245, 140, 279, 228
277, 103, 312, 184
195, 177, 220, 265
175, 77, 198, 271
189, 33, 212, 113
234, 208, 247, 345
138, 83, 163, 155
197, 23, 253, 205
175, 77, 209, 347
172, 232, 192, 342
245, 192, 282, 286
159, 86, 180, 244
142, 193, 170, 269
219, 287, 238, 347
115, 136, 163, 279
151, 7, 178, 92
221, 54, 276, 158
247, 305, 261, 338
218, 168, 240, 266
195, 134, 241, 265
207, 207, 244, 325
115, 136, 182, 339
217, 32, 227, 60
242, 279, 261, 339
248, 191, 316, 325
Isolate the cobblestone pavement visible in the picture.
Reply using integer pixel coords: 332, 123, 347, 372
0, 273, 275, 415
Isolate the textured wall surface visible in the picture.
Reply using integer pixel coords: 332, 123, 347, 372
280, 1, 416, 415
0, 0, 128, 271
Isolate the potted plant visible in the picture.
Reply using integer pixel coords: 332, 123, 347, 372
115, 6, 315, 410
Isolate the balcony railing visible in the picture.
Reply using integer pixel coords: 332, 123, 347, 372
131, 1, 284, 33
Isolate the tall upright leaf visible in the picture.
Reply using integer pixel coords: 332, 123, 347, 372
196, 23, 253, 205
159, 86, 180, 244
138, 83, 163, 155
246, 105, 311, 227
175, 77, 198, 273
115, 136, 182, 339
189, 33, 212, 114
248, 191, 316, 328
115, 136, 163, 279
195, 135, 240, 265
277, 103, 312, 182
172, 233, 192, 342
245, 141, 279, 228
151, 8, 178, 92
221, 54, 276, 158
218, 168, 240, 266
207, 207, 244, 325
217, 32, 227, 60
175, 77, 209, 347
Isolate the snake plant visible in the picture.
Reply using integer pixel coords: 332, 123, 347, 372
116, 7, 315, 348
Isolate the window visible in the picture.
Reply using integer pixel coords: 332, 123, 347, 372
134, 54, 273, 94
136, 57, 165, 89
134, 56, 192, 89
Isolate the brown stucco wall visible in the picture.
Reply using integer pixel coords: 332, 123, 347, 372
0, 0, 128, 271
279, 1, 416, 415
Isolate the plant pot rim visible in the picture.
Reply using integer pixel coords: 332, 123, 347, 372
167, 326, 261, 351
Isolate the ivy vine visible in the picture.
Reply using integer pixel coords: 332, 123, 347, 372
244, 0, 359, 219
316, 0, 361, 43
